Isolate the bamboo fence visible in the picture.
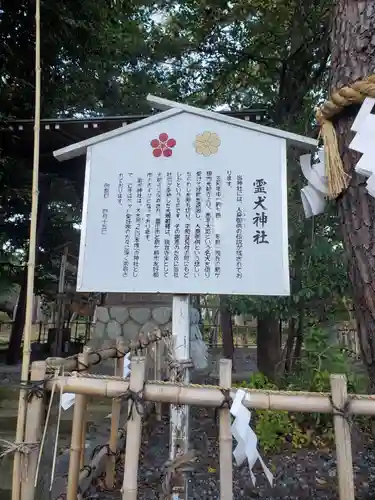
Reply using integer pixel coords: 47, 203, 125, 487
12, 339, 375, 500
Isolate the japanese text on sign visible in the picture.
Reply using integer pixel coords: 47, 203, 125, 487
236, 175, 244, 279
252, 179, 269, 245
101, 172, 276, 284
109, 171, 274, 283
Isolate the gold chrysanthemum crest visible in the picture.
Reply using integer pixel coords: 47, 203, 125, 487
194, 131, 221, 157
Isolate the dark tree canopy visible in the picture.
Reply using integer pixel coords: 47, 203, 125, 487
0, 0, 356, 371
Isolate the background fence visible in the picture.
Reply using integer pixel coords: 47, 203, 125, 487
0, 320, 361, 366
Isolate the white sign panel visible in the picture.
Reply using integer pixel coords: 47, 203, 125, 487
77, 111, 289, 295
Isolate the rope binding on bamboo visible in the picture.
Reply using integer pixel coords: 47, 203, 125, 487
121, 385, 145, 420
329, 394, 351, 422
165, 335, 194, 382
214, 388, 233, 423
0, 439, 39, 459
316, 74, 375, 199
45, 327, 170, 373
161, 450, 198, 498
16, 379, 47, 402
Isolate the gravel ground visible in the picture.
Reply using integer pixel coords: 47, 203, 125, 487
85, 402, 375, 500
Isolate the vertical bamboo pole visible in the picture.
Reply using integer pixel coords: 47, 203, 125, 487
145, 342, 150, 381
106, 339, 126, 488
55, 245, 68, 356
219, 359, 232, 500
330, 374, 355, 500
169, 295, 190, 500
164, 337, 170, 381
20, 361, 47, 500
66, 350, 89, 500
79, 347, 91, 470
121, 356, 146, 500
155, 339, 162, 420
12, 1, 41, 499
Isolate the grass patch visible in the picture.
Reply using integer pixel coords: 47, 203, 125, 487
236, 327, 369, 454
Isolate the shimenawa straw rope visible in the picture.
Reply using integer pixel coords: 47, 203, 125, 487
316, 74, 375, 199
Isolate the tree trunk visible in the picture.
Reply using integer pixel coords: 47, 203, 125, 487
292, 307, 305, 369
6, 268, 28, 364
208, 309, 219, 348
190, 295, 200, 311
256, 316, 281, 381
330, 1, 375, 390
284, 317, 297, 373
191, 294, 203, 332
6, 182, 50, 364
219, 295, 235, 368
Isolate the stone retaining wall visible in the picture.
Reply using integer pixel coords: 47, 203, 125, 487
90, 305, 205, 376
92, 305, 201, 345
93, 305, 173, 344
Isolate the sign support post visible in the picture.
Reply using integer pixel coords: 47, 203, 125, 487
170, 294, 190, 499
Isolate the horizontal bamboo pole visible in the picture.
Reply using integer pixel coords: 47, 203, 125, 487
45, 376, 375, 415
46, 329, 170, 372
46, 347, 118, 372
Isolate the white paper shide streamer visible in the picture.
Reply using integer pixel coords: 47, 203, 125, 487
61, 391, 76, 411
349, 97, 375, 197
61, 353, 131, 412
230, 389, 273, 486
300, 151, 328, 218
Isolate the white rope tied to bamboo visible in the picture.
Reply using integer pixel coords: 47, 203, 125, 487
0, 439, 39, 459
0, 439, 40, 483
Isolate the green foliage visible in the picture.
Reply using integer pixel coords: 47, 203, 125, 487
154, 0, 332, 121
237, 328, 366, 453
0, 1, 353, 370
230, 215, 349, 324
1, 1, 170, 118
156, 0, 349, 326
287, 327, 366, 393
0, 0, 177, 303
237, 374, 308, 453
286, 327, 367, 431
0, 0, 345, 313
